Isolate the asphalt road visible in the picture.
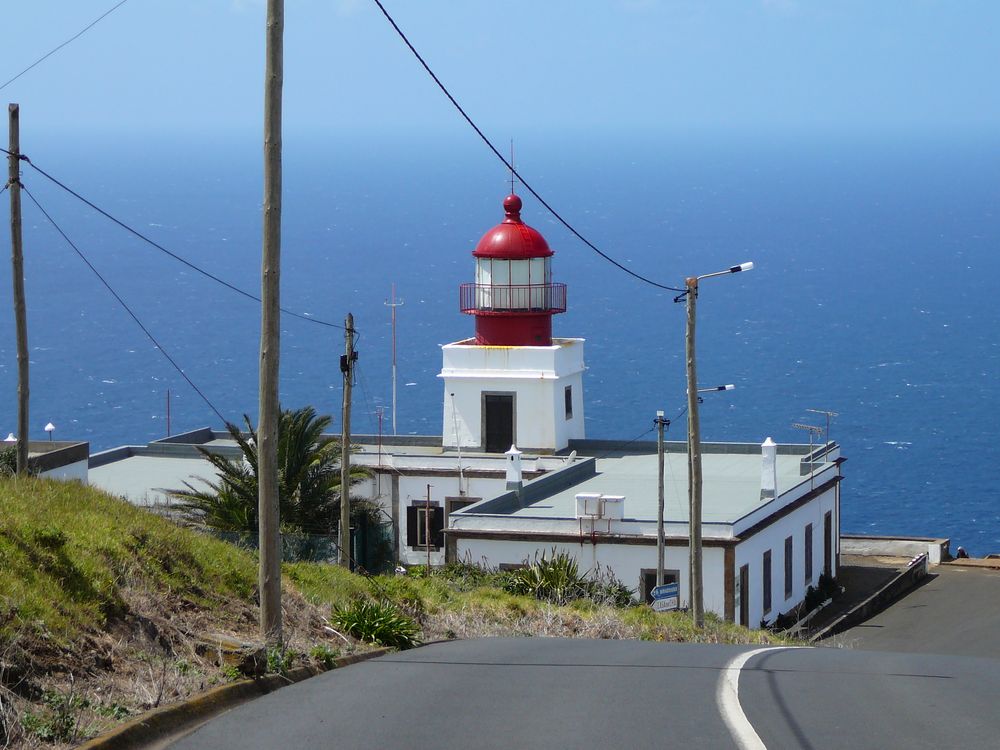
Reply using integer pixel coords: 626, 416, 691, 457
168, 638, 1000, 750
834, 564, 1000, 658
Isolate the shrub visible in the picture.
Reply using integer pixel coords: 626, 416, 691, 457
266, 646, 297, 675
331, 599, 421, 650
504, 550, 583, 604
21, 690, 86, 743
503, 550, 635, 607
309, 644, 339, 669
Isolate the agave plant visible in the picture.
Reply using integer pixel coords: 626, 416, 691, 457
332, 598, 421, 650
505, 549, 586, 605
504, 549, 635, 607
169, 405, 372, 535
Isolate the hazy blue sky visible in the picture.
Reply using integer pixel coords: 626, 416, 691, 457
3, 0, 998, 140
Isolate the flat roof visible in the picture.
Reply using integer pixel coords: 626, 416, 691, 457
89, 455, 219, 508
494, 450, 813, 524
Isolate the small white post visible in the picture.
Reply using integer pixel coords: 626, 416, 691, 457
761, 436, 778, 501
505, 444, 523, 491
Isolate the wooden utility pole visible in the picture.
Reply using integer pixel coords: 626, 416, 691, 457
7, 104, 28, 475
339, 313, 356, 569
685, 276, 704, 628
258, 0, 284, 645
656, 410, 667, 588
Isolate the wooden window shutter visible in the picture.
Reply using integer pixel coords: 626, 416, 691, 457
406, 505, 418, 547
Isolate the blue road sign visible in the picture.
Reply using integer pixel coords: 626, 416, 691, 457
651, 583, 679, 600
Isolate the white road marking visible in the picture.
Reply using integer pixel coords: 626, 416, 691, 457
716, 646, 806, 750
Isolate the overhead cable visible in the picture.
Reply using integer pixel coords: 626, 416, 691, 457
16, 153, 344, 330
370, 0, 685, 294
22, 183, 228, 425
0, 0, 132, 92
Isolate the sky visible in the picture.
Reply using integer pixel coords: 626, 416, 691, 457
2, 0, 999, 140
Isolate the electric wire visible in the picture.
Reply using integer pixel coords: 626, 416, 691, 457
22, 183, 228, 425
0, 0, 132, 92
0, 145, 345, 331
371, 0, 685, 294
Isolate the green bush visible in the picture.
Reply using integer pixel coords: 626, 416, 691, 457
331, 599, 421, 650
503, 550, 635, 607
266, 646, 297, 675
309, 644, 340, 669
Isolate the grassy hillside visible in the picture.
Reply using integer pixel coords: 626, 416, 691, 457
1, 476, 794, 748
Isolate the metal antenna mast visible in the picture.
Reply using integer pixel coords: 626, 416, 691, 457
384, 284, 403, 435
792, 422, 823, 490
805, 408, 839, 445
509, 139, 516, 194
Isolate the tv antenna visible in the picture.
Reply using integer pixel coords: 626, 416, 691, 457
792, 422, 824, 490
805, 408, 838, 444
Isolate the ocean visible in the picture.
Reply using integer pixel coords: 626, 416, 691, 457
2, 128, 998, 553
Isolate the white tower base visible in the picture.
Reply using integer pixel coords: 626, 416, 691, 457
440, 337, 586, 454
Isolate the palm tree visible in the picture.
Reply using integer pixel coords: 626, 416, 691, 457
170, 406, 373, 535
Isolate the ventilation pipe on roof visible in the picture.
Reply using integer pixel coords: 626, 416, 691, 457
761, 436, 777, 501
505, 444, 523, 492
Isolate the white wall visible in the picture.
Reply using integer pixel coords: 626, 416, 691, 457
733, 485, 838, 627
360, 471, 511, 567
455, 537, 729, 615
40, 460, 88, 483
440, 338, 586, 452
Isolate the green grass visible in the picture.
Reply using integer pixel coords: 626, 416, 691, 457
1, 475, 796, 653
0, 475, 257, 644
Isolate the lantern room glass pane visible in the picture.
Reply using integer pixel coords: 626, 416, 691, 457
476, 258, 492, 308
509, 259, 528, 285
493, 260, 511, 308
476, 258, 491, 285
529, 258, 548, 308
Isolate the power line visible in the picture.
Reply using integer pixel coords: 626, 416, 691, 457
0, 0, 132, 92
370, 0, 685, 294
22, 183, 228, 425
12, 151, 345, 330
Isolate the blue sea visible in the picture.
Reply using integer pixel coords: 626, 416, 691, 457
2, 128, 998, 553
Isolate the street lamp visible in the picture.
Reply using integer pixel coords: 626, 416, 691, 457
678, 261, 753, 627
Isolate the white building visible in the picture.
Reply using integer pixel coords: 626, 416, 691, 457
447, 439, 843, 627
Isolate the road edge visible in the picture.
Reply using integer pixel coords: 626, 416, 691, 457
76, 648, 391, 750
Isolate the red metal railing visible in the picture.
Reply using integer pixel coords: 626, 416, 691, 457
459, 282, 567, 314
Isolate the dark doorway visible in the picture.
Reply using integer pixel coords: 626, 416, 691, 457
640, 569, 679, 604
484, 394, 514, 453
824, 511, 833, 578
739, 564, 749, 627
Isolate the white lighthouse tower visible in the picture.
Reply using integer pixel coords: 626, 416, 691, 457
440, 194, 586, 453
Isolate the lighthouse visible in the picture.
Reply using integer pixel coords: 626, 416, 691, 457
440, 194, 586, 453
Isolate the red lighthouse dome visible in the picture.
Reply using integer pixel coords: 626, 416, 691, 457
460, 194, 567, 346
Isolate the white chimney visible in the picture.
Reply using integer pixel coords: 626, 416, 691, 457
761, 437, 777, 501
505, 444, 523, 491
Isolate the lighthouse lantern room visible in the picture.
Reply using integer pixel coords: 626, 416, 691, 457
440, 194, 586, 454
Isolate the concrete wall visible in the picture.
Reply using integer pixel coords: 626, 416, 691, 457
440, 338, 586, 452
841, 535, 949, 565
